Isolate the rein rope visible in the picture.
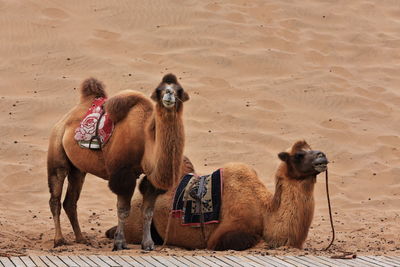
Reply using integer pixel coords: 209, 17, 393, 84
324, 168, 335, 250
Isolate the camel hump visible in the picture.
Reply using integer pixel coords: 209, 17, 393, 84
105, 91, 149, 123
162, 73, 178, 84
80, 77, 107, 101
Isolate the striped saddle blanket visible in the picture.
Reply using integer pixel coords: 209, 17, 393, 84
172, 169, 223, 226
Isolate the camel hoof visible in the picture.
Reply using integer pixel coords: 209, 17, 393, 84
141, 241, 155, 251
76, 237, 88, 245
54, 238, 67, 248
112, 241, 129, 251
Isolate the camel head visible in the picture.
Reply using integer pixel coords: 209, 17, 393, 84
151, 73, 189, 110
278, 140, 328, 179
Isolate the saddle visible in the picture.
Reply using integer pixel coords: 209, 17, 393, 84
172, 169, 223, 226
74, 97, 114, 150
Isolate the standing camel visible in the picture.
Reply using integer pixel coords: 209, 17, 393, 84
106, 140, 329, 250
47, 74, 189, 251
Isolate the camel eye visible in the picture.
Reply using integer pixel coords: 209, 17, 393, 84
294, 152, 304, 162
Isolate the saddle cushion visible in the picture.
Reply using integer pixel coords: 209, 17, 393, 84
74, 97, 114, 149
172, 169, 223, 226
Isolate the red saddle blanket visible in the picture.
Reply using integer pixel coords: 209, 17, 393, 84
74, 97, 114, 149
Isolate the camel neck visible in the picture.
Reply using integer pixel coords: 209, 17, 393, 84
264, 175, 316, 248
146, 107, 185, 190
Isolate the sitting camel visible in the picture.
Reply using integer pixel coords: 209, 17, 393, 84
106, 140, 328, 250
47, 74, 189, 250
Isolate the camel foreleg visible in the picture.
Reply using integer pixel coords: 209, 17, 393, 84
108, 166, 138, 251
112, 194, 132, 251
139, 176, 166, 251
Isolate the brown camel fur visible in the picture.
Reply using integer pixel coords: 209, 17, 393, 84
47, 74, 189, 251
106, 140, 328, 250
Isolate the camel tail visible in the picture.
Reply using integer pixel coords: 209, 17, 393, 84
214, 231, 260, 251
105, 226, 117, 239
80, 78, 107, 102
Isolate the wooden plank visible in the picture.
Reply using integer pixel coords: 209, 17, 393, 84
98, 256, 119, 267
87, 255, 110, 267
255, 256, 295, 267
345, 258, 378, 267
107, 256, 133, 267
151, 256, 177, 267
140, 256, 164, 266
78, 256, 98, 267
9, 257, 25, 267
293, 256, 329, 267
225, 256, 260, 267
358, 256, 394, 267
193, 256, 221, 267
320, 257, 360, 267
384, 256, 400, 265
244, 255, 279, 267
121, 256, 144, 267
306, 256, 338, 267
38, 256, 57, 267
131, 256, 154, 267
215, 256, 245, 266
368, 256, 398, 266
184, 256, 209, 267
205, 256, 231, 266
277, 256, 309, 267
29, 256, 47, 267
0, 257, 15, 267
162, 257, 188, 267
378, 257, 400, 266
172, 256, 197, 266
46, 256, 67, 267
19, 257, 35, 267
57, 256, 79, 267
68, 256, 90, 267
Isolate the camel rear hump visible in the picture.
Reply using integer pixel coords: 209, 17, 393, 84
80, 77, 107, 102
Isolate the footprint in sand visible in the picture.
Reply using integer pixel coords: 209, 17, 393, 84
94, 29, 121, 40
41, 8, 69, 20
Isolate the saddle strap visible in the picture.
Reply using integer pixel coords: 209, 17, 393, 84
88, 105, 105, 150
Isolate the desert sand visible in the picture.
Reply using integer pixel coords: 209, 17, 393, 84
0, 0, 399, 258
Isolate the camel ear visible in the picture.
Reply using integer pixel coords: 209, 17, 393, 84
278, 152, 290, 162
180, 90, 189, 102
150, 89, 159, 101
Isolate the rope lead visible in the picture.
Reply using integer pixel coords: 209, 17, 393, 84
324, 169, 335, 250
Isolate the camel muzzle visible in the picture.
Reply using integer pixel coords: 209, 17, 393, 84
313, 152, 328, 173
162, 92, 176, 108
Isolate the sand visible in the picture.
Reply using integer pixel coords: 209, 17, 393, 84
0, 0, 399, 258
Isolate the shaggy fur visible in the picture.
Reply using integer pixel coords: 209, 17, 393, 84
47, 74, 190, 250
113, 141, 327, 251
105, 92, 144, 123
80, 78, 106, 102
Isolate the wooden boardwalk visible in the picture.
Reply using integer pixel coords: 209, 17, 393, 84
1, 255, 399, 266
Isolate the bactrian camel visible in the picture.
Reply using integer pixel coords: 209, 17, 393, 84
47, 74, 189, 250
106, 140, 328, 250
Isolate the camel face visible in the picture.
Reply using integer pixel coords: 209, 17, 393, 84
151, 74, 189, 110
278, 144, 328, 179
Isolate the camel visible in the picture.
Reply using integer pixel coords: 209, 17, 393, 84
47, 74, 189, 251
106, 140, 329, 250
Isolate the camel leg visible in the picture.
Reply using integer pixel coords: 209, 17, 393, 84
63, 166, 86, 243
207, 223, 260, 251
139, 176, 166, 251
48, 167, 68, 247
112, 193, 133, 251
108, 166, 139, 251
